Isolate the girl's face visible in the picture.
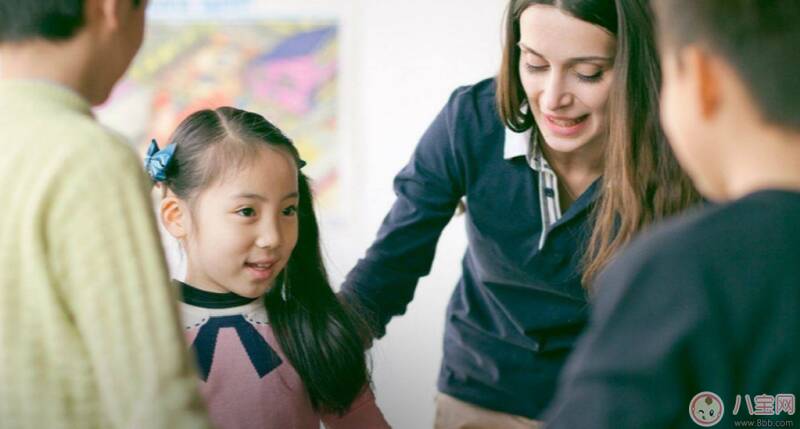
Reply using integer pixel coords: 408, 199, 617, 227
518, 5, 616, 155
182, 147, 300, 298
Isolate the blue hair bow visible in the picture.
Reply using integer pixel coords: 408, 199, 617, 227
144, 139, 176, 182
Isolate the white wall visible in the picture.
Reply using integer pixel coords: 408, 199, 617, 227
321, 1, 506, 427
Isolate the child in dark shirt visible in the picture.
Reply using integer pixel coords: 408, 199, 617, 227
545, 1, 800, 428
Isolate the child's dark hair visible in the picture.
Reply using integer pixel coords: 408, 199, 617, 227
653, 0, 800, 131
0, 0, 141, 42
162, 107, 371, 414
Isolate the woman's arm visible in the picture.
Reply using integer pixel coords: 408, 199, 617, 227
340, 91, 468, 338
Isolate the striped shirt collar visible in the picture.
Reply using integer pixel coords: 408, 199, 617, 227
502, 103, 555, 174
503, 123, 564, 250
503, 126, 556, 173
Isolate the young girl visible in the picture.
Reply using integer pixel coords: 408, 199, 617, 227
145, 107, 391, 429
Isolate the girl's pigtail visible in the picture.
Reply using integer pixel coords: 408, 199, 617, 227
265, 173, 371, 415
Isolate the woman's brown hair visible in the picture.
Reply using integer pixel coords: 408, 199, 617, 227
496, 0, 700, 287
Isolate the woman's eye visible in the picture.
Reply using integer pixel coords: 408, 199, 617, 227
237, 208, 256, 217
576, 67, 604, 83
282, 205, 298, 216
525, 63, 548, 73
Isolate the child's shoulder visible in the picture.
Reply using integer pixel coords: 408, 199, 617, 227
52, 113, 133, 161
600, 192, 799, 301
624, 191, 798, 266
42, 113, 144, 185
0, 81, 136, 172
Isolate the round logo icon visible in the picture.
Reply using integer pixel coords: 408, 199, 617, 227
689, 392, 724, 427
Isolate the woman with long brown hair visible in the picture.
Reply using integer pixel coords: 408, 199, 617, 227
343, 0, 699, 427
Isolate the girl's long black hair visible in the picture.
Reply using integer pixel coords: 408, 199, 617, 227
162, 106, 370, 414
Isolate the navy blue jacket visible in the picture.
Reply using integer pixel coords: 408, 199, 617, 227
341, 78, 597, 418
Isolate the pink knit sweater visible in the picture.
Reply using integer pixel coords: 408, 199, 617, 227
180, 297, 391, 429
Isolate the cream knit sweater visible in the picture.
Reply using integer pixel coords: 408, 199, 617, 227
0, 80, 211, 429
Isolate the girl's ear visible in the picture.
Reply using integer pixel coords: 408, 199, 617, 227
160, 195, 189, 240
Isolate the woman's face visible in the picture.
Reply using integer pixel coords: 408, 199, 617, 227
518, 4, 616, 155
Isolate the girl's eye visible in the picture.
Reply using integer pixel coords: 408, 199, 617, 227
282, 205, 298, 217
237, 208, 256, 217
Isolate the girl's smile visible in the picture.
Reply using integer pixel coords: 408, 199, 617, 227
244, 258, 280, 282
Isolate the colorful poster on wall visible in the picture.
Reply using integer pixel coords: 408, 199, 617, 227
97, 0, 340, 210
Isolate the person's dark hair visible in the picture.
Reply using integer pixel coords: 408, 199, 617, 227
652, 0, 800, 131
162, 107, 371, 414
496, 0, 700, 286
0, 0, 141, 42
